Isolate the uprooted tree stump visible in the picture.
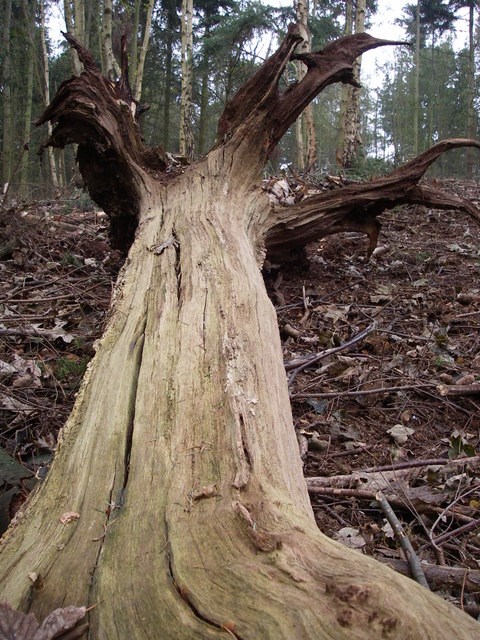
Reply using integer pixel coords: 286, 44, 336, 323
0, 25, 479, 639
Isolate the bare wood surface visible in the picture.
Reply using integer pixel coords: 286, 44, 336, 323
1, 25, 479, 640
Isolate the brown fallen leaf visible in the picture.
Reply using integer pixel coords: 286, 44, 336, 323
59, 512, 80, 525
0, 600, 87, 640
0, 601, 38, 640
39, 606, 87, 639
455, 373, 475, 386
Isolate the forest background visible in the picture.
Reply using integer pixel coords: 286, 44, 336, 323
0, 0, 479, 203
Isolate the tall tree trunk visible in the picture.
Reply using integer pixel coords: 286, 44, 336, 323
198, 27, 210, 156
340, 0, 366, 168
429, 32, 435, 147
163, 0, 176, 150
64, 0, 83, 75
84, 0, 94, 50
40, 0, 59, 194
57, 148, 67, 188
1, 0, 13, 190
336, 0, 353, 166
179, 0, 194, 161
134, 0, 155, 101
465, 2, 475, 178
19, 44, 34, 198
19, 0, 39, 198
1, 28, 479, 640
414, 0, 420, 156
294, 0, 315, 170
73, 0, 85, 46
101, 0, 121, 81
130, 0, 141, 83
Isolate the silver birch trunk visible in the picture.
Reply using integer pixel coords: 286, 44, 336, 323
1, 0, 12, 190
340, 0, 366, 168
101, 0, 121, 81
179, 0, 194, 161
295, 0, 308, 170
40, 0, 59, 193
64, 0, 83, 75
73, 0, 85, 45
414, 0, 420, 157
294, 0, 317, 170
336, 0, 353, 166
134, 0, 155, 101
466, 3, 475, 178
130, 0, 141, 83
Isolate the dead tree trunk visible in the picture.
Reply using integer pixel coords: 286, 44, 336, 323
1, 27, 479, 640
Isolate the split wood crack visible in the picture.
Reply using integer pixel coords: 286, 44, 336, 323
124, 314, 148, 492
164, 517, 245, 639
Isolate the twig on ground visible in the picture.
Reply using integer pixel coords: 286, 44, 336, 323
437, 383, 480, 397
429, 485, 480, 553
431, 516, 480, 547
273, 273, 285, 307
300, 284, 310, 325
315, 499, 350, 527
307, 483, 475, 524
375, 490, 430, 590
292, 382, 436, 399
358, 456, 480, 473
287, 321, 376, 388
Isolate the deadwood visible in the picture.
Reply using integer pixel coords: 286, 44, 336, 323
36, 33, 164, 251
37, 31, 479, 261
2, 26, 480, 640
264, 139, 480, 261
217, 27, 406, 163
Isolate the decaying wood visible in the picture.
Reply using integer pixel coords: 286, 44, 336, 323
306, 468, 413, 491
265, 139, 480, 261
35, 33, 160, 252
306, 483, 477, 525
378, 558, 480, 595
1, 25, 480, 640
309, 456, 480, 489
437, 382, 480, 396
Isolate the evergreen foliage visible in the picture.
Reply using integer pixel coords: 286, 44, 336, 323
0, 0, 478, 200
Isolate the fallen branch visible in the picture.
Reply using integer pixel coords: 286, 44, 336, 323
359, 456, 480, 474
429, 486, 480, 552
375, 490, 429, 590
306, 468, 411, 491
287, 321, 376, 387
377, 558, 480, 594
307, 484, 403, 504
307, 484, 475, 522
431, 517, 480, 546
266, 139, 480, 262
292, 383, 436, 399
437, 383, 480, 397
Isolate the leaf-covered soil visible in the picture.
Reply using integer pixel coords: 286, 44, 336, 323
1, 179, 479, 620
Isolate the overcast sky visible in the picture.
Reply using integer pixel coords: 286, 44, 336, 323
358, 1, 470, 88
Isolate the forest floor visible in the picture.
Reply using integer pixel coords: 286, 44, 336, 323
0, 178, 479, 620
